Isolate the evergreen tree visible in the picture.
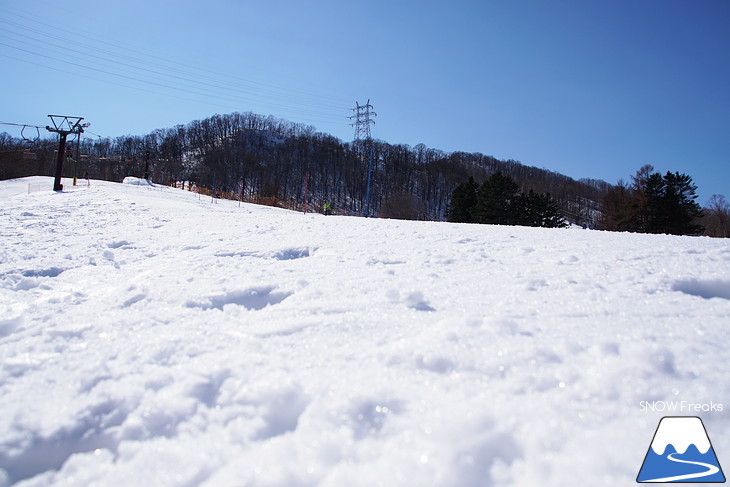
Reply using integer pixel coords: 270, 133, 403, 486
446, 176, 479, 223
513, 190, 567, 228
660, 171, 704, 235
474, 172, 520, 225
600, 166, 704, 235
644, 172, 667, 233
447, 172, 567, 228
536, 192, 568, 228
511, 190, 536, 227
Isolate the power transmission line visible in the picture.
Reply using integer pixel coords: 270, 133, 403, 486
0, 27, 349, 118
1, 2, 365, 142
0, 5, 352, 120
0, 6, 356, 137
0, 40, 345, 126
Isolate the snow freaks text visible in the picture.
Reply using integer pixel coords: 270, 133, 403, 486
639, 401, 724, 413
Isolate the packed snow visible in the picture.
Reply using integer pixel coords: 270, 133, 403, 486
1, 176, 729, 486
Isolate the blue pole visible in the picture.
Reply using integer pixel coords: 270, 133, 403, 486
365, 145, 373, 217
211, 172, 216, 203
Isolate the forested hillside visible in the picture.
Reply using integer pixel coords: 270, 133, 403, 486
1, 111, 608, 225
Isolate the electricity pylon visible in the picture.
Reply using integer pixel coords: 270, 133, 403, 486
350, 100, 377, 216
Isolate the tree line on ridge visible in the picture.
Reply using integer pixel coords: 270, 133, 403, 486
1, 111, 727, 236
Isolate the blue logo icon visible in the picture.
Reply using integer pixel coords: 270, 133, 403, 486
637, 416, 725, 483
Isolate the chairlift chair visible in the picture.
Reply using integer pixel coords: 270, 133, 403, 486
21, 125, 40, 144
20, 125, 40, 160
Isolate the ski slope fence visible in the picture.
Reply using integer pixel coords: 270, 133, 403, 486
27, 183, 44, 194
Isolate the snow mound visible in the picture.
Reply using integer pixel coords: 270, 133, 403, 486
122, 176, 154, 186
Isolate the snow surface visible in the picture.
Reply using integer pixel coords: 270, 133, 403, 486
1, 176, 729, 486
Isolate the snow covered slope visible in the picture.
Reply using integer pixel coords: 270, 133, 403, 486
1, 177, 728, 486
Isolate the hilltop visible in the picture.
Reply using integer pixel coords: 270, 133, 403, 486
1, 111, 607, 226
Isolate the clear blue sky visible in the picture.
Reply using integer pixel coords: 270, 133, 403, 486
2, 0, 728, 203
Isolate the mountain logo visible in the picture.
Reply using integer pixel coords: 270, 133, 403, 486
637, 416, 725, 483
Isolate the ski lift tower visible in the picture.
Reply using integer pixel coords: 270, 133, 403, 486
46, 115, 88, 191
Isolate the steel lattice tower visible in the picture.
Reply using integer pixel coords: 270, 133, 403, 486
350, 100, 377, 216
350, 100, 376, 141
